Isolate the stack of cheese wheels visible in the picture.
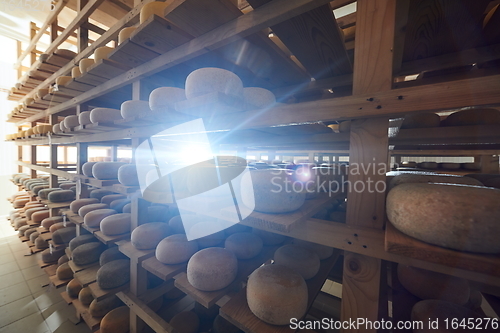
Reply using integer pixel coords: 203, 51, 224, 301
90, 108, 123, 124
243, 87, 276, 109
156, 234, 198, 264
387, 183, 500, 253
442, 108, 500, 126
187, 247, 237, 291
400, 112, 441, 129
274, 244, 320, 279
247, 264, 308, 325
185, 67, 244, 100
120, 100, 152, 119
149, 87, 186, 111
118, 27, 136, 44
92, 162, 126, 180
79, 58, 94, 74
242, 169, 306, 213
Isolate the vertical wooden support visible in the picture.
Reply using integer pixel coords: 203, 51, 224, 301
341, 1, 397, 331
50, 19, 58, 42
49, 115, 58, 189
18, 145, 23, 173
479, 155, 499, 174
30, 22, 37, 65
76, 143, 88, 176
111, 145, 118, 162
30, 122, 37, 179
77, 0, 89, 52
132, 80, 150, 101
16, 41, 23, 79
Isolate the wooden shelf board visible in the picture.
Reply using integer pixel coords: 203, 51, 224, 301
87, 59, 131, 80
40, 232, 52, 241
26, 240, 35, 248
37, 226, 50, 234
47, 201, 72, 209
72, 298, 101, 331
67, 211, 84, 225
48, 240, 67, 251
142, 257, 186, 281
39, 259, 57, 269
43, 264, 58, 277
75, 71, 108, 86
69, 259, 98, 273
74, 264, 100, 287
60, 291, 74, 305
49, 274, 71, 288
111, 184, 139, 194
64, 79, 95, 92
220, 250, 341, 333
19, 235, 29, 242
55, 86, 81, 98
93, 230, 130, 245
79, 175, 120, 188
107, 38, 160, 68
81, 223, 100, 235
88, 281, 129, 302
385, 221, 500, 278
117, 240, 155, 262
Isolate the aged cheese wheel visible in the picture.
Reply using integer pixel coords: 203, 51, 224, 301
89, 189, 115, 200
66, 279, 82, 298
54, 49, 77, 59
101, 194, 126, 205
92, 162, 126, 180
18, 225, 30, 236
24, 228, 37, 239
131, 222, 171, 250
82, 162, 98, 177
225, 232, 263, 259
32, 210, 50, 223
94, 46, 114, 62
117, 164, 139, 186
274, 244, 320, 280
56, 262, 73, 280
52, 227, 77, 244
79, 58, 94, 74
293, 239, 334, 260
170, 311, 199, 333
101, 213, 131, 236
56, 76, 72, 86
60, 182, 76, 190
69, 234, 99, 251
96, 259, 130, 289
78, 111, 92, 126
140, 1, 170, 24
32, 184, 49, 195
90, 108, 123, 124
52, 123, 62, 134
59, 121, 68, 132
243, 87, 276, 109
84, 209, 117, 228
109, 199, 130, 213
442, 108, 500, 127
35, 236, 49, 250
48, 190, 75, 202
398, 265, 470, 305
252, 229, 286, 245
89, 295, 123, 317
71, 66, 81, 78
242, 169, 306, 213
50, 222, 75, 233
185, 68, 243, 99
38, 188, 62, 200
64, 115, 80, 129
187, 248, 237, 291
149, 87, 186, 110
70, 198, 100, 213
156, 234, 198, 264
73, 242, 106, 266
122, 203, 131, 214
25, 207, 46, 220
247, 264, 308, 325
388, 173, 482, 190
387, 183, 500, 253
100, 306, 129, 333
78, 287, 94, 306
78, 203, 109, 217
118, 27, 137, 44
100, 247, 127, 266
58, 255, 69, 266
13, 218, 27, 230
13, 198, 29, 208
401, 113, 441, 129
29, 232, 40, 243
41, 216, 63, 229
120, 100, 152, 119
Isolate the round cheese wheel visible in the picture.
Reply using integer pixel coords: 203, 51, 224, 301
243, 87, 276, 109
101, 213, 131, 236
56, 262, 73, 280
292, 239, 334, 260
71, 66, 81, 78
89, 189, 115, 201
29, 232, 40, 243
185, 68, 243, 99
225, 232, 263, 259
274, 244, 320, 280
24, 228, 37, 239
442, 108, 500, 127
14, 218, 27, 230
122, 203, 131, 213
398, 264, 470, 305
84, 209, 117, 228
156, 234, 199, 264
48, 190, 75, 202
117, 164, 139, 186
131, 222, 171, 250
54, 49, 77, 59
89, 295, 123, 317
92, 162, 126, 180
100, 247, 127, 266
26, 128, 34, 136
120, 100, 152, 119
73, 242, 106, 265
78, 287, 94, 306
59, 121, 67, 132
148, 87, 186, 110
401, 113, 440, 129
52, 124, 62, 134
140, 1, 170, 24
94, 46, 114, 62
70, 198, 100, 213
187, 248, 237, 291
82, 162, 97, 177
388, 172, 483, 190
100, 306, 129, 333
35, 236, 49, 250
41, 216, 63, 229
170, 311, 199, 333
38, 188, 62, 200
36, 88, 49, 99
77, 111, 91, 126
118, 27, 137, 44
101, 194, 126, 205
79, 58, 94, 74
32, 184, 49, 195
109, 199, 130, 213
52, 227, 77, 244
96, 259, 130, 290
31, 210, 50, 223
13, 198, 29, 208
69, 234, 99, 251
56, 76, 72, 86
167, 216, 185, 234
78, 203, 109, 217
59, 182, 76, 190
387, 183, 500, 253
58, 255, 69, 266
25, 207, 46, 220
50, 222, 74, 233
90, 108, 123, 124
18, 225, 30, 236
247, 264, 308, 325
66, 279, 82, 298
252, 229, 286, 245
242, 169, 306, 213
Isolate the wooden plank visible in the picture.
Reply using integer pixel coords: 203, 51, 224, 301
60, 291, 74, 305
43, 264, 58, 276
391, 125, 500, 146
74, 264, 100, 287
86, 59, 131, 80
40, 232, 52, 242
72, 298, 101, 331
141, 257, 186, 281
45, 53, 75, 67
75, 72, 108, 86
93, 230, 130, 245
39, 259, 57, 268
46, 201, 72, 209
69, 259, 97, 273
107, 39, 160, 68
64, 80, 95, 92
88, 281, 129, 301
117, 240, 155, 263
49, 274, 71, 288
55, 86, 81, 98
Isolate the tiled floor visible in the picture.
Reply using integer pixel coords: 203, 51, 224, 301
0, 217, 91, 333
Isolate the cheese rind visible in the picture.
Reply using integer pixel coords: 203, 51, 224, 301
156, 234, 198, 264
100, 213, 131, 236
185, 68, 244, 100
187, 247, 237, 291
83, 208, 117, 228
89, 108, 123, 124
78, 203, 110, 217
131, 222, 171, 250
92, 162, 126, 180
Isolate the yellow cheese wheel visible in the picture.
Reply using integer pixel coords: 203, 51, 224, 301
66, 279, 82, 298
78, 287, 94, 306
94, 46, 114, 62
79, 58, 95, 74
56, 262, 73, 280
118, 27, 137, 44
140, 1, 171, 24
89, 295, 123, 317
38, 125, 52, 134
36, 88, 49, 99
71, 66, 81, 78
100, 306, 130, 333
26, 128, 34, 136
56, 76, 72, 86
89, 108, 123, 124
120, 100, 152, 119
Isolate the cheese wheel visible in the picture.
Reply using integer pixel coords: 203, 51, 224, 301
56, 262, 73, 280
79, 58, 94, 74
187, 248, 237, 291
48, 190, 75, 202
71, 66, 81, 78
118, 27, 137, 44
120, 100, 152, 119
442, 108, 500, 126
387, 183, 500, 253
156, 234, 198, 264
56, 76, 72, 86
168, 215, 185, 234
247, 264, 308, 325
66, 279, 82, 298
63, 115, 79, 129
82, 162, 97, 177
13, 218, 27, 230
252, 229, 286, 245
292, 239, 334, 260
37, 125, 52, 134
109, 199, 130, 213
42, 247, 65, 263
78, 203, 109, 217
89, 189, 115, 201
140, 1, 170, 24
41, 216, 63, 229
398, 265, 470, 305
29, 232, 40, 243
73, 242, 106, 265
13, 198, 29, 208
60, 182, 76, 190
78, 287, 94, 306
116, 164, 139, 186
18, 225, 30, 236
185, 68, 244, 99
38, 188, 62, 200
52, 123, 62, 134
54, 49, 77, 59
101, 194, 126, 205
148, 87, 186, 110
96, 259, 130, 290
78, 111, 92, 125
58, 255, 69, 266
243, 87, 276, 109
25, 207, 46, 220
69, 234, 99, 251
242, 169, 306, 213
169, 311, 199, 333
52, 227, 77, 244
24, 228, 37, 239
100, 247, 127, 266
92, 162, 126, 180
101, 213, 131, 236
388, 172, 483, 190
84, 208, 117, 228
50, 222, 75, 233
26, 128, 34, 136
89, 108, 123, 124
225, 232, 263, 259
94, 46, 114, 62
32, 184, 49, 195
122, 203, 131, 213
131, 222, 171, 250
58, 120, 67, 132
100, 306, 129, 333
70, 198, 100, 213
35, 236, 49, 250
31, 210, 50, 223
89, 295, 123, 317
401, 113, 440, 129
274, 244, 321, 280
